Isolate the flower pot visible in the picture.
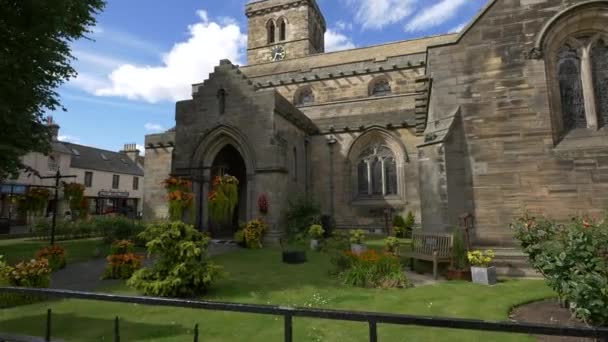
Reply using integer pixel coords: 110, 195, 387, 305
310, 239, 320, 250
471, 266, 497, 285
446, 268, 472, 281
351, 243, 367, 255
282, 250, 307, 264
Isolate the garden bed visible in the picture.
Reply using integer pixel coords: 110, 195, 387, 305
510, 299, 594, 342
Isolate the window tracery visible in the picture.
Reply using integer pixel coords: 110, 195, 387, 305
356, 145, 397, 196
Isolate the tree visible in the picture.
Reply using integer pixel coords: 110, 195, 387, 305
0, 0, 106, 180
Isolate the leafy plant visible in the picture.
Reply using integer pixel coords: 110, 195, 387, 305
164, 177, 195, 221
451, 229, 468, 270
35, 245, 67, 271
62, 182, 87, 219
103, 240, 142, 280
242, 219, 268, 249
5, 259, 51, 288
393, 212, 415, 238
467, 250, 494, 267
308, 225, 325, 239
208, 175, 239, 224
127, 221, 223, 297
339, 250, 410, 288
384, 237, 400, 255
349, 229, 366, 245
286, 196, 321, 239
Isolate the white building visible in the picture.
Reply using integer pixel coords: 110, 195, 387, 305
0, 119, 144, 225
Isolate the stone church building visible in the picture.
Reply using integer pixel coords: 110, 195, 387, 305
144, 0, 608, 245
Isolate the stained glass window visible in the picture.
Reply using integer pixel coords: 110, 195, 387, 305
371, 79, 392, 96
356, 145, 398, 197
558, 46, 586, 131
592, 40, 608, 128
385, 158, 397, 195
296, 88, 315, 105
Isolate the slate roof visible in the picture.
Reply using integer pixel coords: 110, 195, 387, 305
60, 142, 144, 176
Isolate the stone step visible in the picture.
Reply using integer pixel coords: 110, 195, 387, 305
472, 246, 542, 278
495, 265, 542, 278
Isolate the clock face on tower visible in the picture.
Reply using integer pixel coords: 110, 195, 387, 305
269, 46, 286, 61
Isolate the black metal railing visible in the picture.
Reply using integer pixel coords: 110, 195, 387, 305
1, 287, 607, 342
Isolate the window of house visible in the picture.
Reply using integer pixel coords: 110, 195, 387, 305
84, 172, 93, 188
47, 155, 58, 172
267, 20, 275, 44
295, 87, 315, 105
278, 18, 286, 41
112, 175, 120, 189
370, 78, 392, 96
555, 34, 608, 133
133, 177, 139, 190
356, 145, 398, 196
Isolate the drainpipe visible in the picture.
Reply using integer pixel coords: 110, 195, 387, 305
326, 135, 337, 217
304, 136, 310, 196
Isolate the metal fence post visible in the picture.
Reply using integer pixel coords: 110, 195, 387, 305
369, 321, 377, 342
45, 309, 51, 342
193, 323, 199, 342
114, 316, 120, 342
284, 314, 293, 342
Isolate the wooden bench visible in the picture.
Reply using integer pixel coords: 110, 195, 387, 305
404, 232, 453, 280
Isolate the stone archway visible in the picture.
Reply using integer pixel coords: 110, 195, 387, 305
210, 144, 248, 238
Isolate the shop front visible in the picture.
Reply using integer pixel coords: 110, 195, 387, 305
88, 190, 139, 218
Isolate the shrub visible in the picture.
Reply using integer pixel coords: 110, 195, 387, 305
349, 229, 366, 244
308, 225, 325, 239
242, 219, 268, 249
451, 229, 468, 270
95, 216, 144, 244
339, 250, 410, 288
127, 221, 223, 297
5, 258, 51, 288
0, 256, 47, 308
467, 250, 494, 267
208, 175, 238, 223
35, 245, 67, 271
384, 237, 400, 255
513, 214, 608, 326
103, 240, 142, 280
286, 196, 321, 240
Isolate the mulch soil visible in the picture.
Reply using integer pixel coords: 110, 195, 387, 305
510, 299, 598, 342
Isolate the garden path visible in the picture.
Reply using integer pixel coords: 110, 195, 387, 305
50, 242, 238, 292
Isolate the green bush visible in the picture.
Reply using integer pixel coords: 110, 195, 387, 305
393, 212, 415, 238
103, 240, 142, 280
513, 214, 608, 326
451, 229, 468, 270
349, 229, 366, 244
339, 250, 410, 289
127, 221, 223, 297
286, 196, 321, 240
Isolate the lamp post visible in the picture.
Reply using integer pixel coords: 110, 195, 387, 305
38, 170, 77, 245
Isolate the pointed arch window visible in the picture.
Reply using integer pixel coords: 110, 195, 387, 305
217, 88, 227, 115
295, 87, 315, 106
552, 33, 608, 134
267, 20, 276, 44
370, 78, 392, 96
356, 145, 397, 196
278, 18, 286, 41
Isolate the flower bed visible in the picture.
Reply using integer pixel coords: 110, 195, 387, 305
103, 240, 142, 280
35, 245, 67, 271
332, 249, 410, 289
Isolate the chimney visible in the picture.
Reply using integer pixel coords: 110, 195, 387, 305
121, 143, 140, 162
47, 116, 60, 141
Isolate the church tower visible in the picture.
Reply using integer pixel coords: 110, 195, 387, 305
245, 0, 326, 65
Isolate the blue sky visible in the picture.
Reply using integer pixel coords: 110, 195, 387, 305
53, 0, 488, 153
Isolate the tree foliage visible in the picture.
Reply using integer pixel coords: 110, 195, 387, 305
0, 0, 106, 179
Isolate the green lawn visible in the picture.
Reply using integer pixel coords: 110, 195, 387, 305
0, 238, 110, 265
0, 248, 554, 341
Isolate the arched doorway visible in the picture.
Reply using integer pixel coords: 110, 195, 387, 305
210, 144, 248, 238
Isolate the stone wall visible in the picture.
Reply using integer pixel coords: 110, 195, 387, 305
143, 131, 175, 221
425, 0, 608, 245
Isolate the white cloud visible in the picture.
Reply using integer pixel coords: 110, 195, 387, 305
58, 135, 81, 144
144, 123, 164, 132
347, 0, 415, 30
92, 10, 247, 103
73, 50, 129, 70
449, 22, 467, 34
136, 144, 146, 156
325, 29, 356, 52
335, 20, 353, 31
405, 0, 468, 32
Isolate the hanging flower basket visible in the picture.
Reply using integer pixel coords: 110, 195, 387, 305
163, 177, 194, 221
208, 175, 239, 224
257, 194, 269, 214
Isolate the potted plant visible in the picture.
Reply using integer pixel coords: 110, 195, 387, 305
384, 236, 400, 256
308, 224, 324, 250
446, 229, 471, 281
468, 249, 497, 285
350, 229, 367, 255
